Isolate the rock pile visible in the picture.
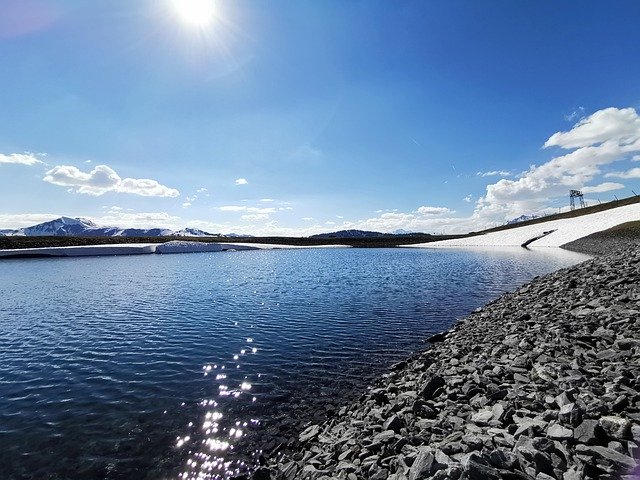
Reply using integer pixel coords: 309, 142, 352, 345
260, 246, 640, 479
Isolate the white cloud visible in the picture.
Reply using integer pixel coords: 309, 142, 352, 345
98, 211, 181, 229
474, 107, 640, 223
196, 187, 208, 193
581, 182, 625, 193
302, 217, 313, 221
0, 152, 43, 166
260, 198, 274, 202
241, 213, 269, 221
564, 107, 585, 122
220, 205, 246, 212
476, 170, 511, 177
182, 202, 192, 208
463, 195, 473, 203
342, 210, 467, 234
235, 178, 248, 185
416, 206, 452, 215
0, 211, 183, 230
219, 206, 275, 214
43, 164, 179, 197
544, 107, 640, 149
0, 213, 60, 229
605, 167, 640, 179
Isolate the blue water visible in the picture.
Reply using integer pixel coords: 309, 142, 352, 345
0, 247, 589, 479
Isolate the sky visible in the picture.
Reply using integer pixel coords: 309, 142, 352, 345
1, 0, 640, 235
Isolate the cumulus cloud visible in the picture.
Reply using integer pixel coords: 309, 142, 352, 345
581, 182, 625, 193
474, 107, 640, 222
416, 206, 452, 215
342, 210, 467, 234
220, 205, 246, 212
476, 170, 511, 177
219, 206, 275, 214
544, 107, 640, 149
43, 164, 179, 197
0, 213, 60, 229
241, 213, 269, 221
0, 152, 43, 166
235, 178, 248, 185
98, 211, 181, 229
463, 195, 473, 203
605, 167, 640, 179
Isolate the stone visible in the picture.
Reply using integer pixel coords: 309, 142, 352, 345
408, 447, 434, 480
471, 409, 493, 425
373, 430, 396, 444
547, 424, 573, 440
383, 415, 404, 433
575, 444, 636, 468
463, 454, 502, 480
421, 375, 445, 400
279, 462, 298, 480
574, 419, 602, 445
299, 425, 320, 442
558, 403, 582, 426
599, 416, 631, 440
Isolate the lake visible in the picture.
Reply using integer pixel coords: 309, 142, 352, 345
0, 247, 589, 479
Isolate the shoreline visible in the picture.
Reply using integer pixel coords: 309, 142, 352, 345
260, 245, 640, 479
0, 240, 351, 258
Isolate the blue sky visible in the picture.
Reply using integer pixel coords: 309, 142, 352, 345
1, 0, 640, 235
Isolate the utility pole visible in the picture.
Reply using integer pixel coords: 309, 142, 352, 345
569, 190, 585, 210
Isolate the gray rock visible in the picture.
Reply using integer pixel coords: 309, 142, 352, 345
599, 416, 631, 440
575, 444, 636, 468
299, 425, 320, 443
574, 419, 601, 445
408, 447, 434, 480
547, 424, 573, 440
420, 375, 445, 400
383, 415, 404, 433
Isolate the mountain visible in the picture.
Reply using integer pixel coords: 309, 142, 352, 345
22, 216, 99, 236
506, 214, 538, 225
173, 228, 216, 237
0, 217, 220, 238
311, 229, 389, 238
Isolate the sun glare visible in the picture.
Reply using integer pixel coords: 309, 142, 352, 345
172, 0, 216, 27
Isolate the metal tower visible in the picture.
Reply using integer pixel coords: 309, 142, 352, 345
569, 190, 585, 210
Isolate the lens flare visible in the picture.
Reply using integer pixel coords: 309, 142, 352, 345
172, 0, 215, 27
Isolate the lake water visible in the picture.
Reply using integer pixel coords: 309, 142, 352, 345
0, 247, 589, 479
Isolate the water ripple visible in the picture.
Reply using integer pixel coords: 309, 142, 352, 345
0, 247, 588, 479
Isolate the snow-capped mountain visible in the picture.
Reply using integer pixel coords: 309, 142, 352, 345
0, 217, 219, 237
506, 214, 538, 225
22, 216, 100, 236
173, 228, 215, 237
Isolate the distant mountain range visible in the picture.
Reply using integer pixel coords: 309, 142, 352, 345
311, 229, 428, 238
0, 216, 221, 237
0, 217, 428, 239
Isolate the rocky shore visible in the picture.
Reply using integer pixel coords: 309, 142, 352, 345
257, 245, 640, 480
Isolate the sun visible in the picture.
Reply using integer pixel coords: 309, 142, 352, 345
171, 0, 216, 27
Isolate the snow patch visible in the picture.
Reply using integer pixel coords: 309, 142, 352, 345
408, 203, 640, 248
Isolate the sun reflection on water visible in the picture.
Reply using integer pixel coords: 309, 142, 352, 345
176, 339, 262, 479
